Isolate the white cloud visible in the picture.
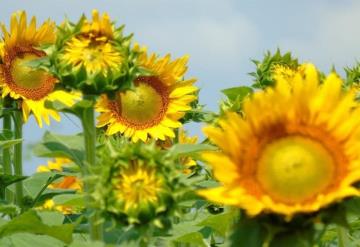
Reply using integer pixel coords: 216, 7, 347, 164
280, 1, 360, 72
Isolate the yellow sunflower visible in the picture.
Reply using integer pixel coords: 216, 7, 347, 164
114, 161, 163, 214
178, 128, 198, 174
61, 9, 123, 74
0, 11, 80, 127
199, 64, 360, 218
96, 50, 197, 142
37, 158, 82, 214
37, 158, 82, 191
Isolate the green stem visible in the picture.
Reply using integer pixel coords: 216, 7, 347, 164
2, 99, 13, 202
337, 226, 350, 247
80, 95, 103, 241
13, 110, 23, 208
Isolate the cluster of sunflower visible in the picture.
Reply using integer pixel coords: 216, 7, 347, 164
2, 8, 360, 247
0, 9, 199, 242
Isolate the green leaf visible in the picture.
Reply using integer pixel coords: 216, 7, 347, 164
0, 203, 19, 216
33, 131, 84, 166
197, 211, 236, 236
174, 232, 207, 247
37, 211, 65, 226
230, 218, 267, 247
0, 138, 22, 148
0, 174, 27, 187
22, 172, 54, 198
0, 210, 74, 244
52, 194, 85, 207
170, 144, 216, 157
221, 86, 253, 102
0, 233, 64, 247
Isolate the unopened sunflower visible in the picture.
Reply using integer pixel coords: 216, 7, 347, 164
0, 11, 80, 127
96, 50, 198, 142
94, 139, 187, 225
200, 64, 360, 218
61, 10, 123, 75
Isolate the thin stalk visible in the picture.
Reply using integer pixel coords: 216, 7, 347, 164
337, 226, 350, 247
13, 110, 23, 208
2, 99, 13, 201
80, 95, 103, 241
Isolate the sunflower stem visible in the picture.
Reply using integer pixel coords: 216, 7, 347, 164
337, 226, 351, 247
80, 95, 103, 241
2, 98, 13, 202
13, 110, 23, 209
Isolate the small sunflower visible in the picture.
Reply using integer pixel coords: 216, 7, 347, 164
37, 158, 82, 191
37, 158, 82, 214
61, 9, 123, 75
0, 11, 80, 127
96, 50, 198, 142
178, 128, 198, 173
113, 161, 164, 215
199, 64, 360, 217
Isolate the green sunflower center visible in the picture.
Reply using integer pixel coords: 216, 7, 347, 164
115, 77, 169, 128
11, 54, 47, 89
3, 48, 56, 100
256, 135, 335, 203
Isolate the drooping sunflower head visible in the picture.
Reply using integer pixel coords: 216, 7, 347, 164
60, 9, 126, 78
96, 50, 198, 142
200, 64, 360, 218
0, 11, 80, 127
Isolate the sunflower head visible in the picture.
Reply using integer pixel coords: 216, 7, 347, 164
56, 9, 138, 95
251, 49, 299, 89
96, 50, 198, 143
93, 138, 187, 226
178, 128, 199, 174
199, 64, 360, 218
37, 158, 82, 191
37, 158, 82, 214
0, 11, 80, 127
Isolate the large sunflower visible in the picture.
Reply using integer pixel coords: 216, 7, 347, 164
61, 9, 123, 75
96, 50, 197, 142
199, 64, 360, 217
0, 11, 80, 127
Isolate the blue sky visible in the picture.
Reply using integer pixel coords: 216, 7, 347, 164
1, 0, 360, 173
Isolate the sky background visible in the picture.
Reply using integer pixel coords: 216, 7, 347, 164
1, 0, 360, 174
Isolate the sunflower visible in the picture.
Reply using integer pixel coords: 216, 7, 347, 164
178, 128, 198, 174
113, 161, 164, 215
37, 158, 82, 214
37, 158, 82, 191
0, 11, 80, 127
199, 64, 360, 218
61, 9, 123, 75
96, 50, 197, 142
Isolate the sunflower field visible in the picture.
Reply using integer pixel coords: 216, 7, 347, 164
1, 6, 360, 247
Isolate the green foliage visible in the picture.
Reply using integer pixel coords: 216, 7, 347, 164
250, 49, 299, 89
33, 131, 84, 166
220, 86, 253, 113
0, 210, 74, 244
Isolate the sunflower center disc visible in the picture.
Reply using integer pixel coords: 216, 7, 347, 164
256, 135, 335, 203
11, 54, 48, 89
118, 82, 165, 126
